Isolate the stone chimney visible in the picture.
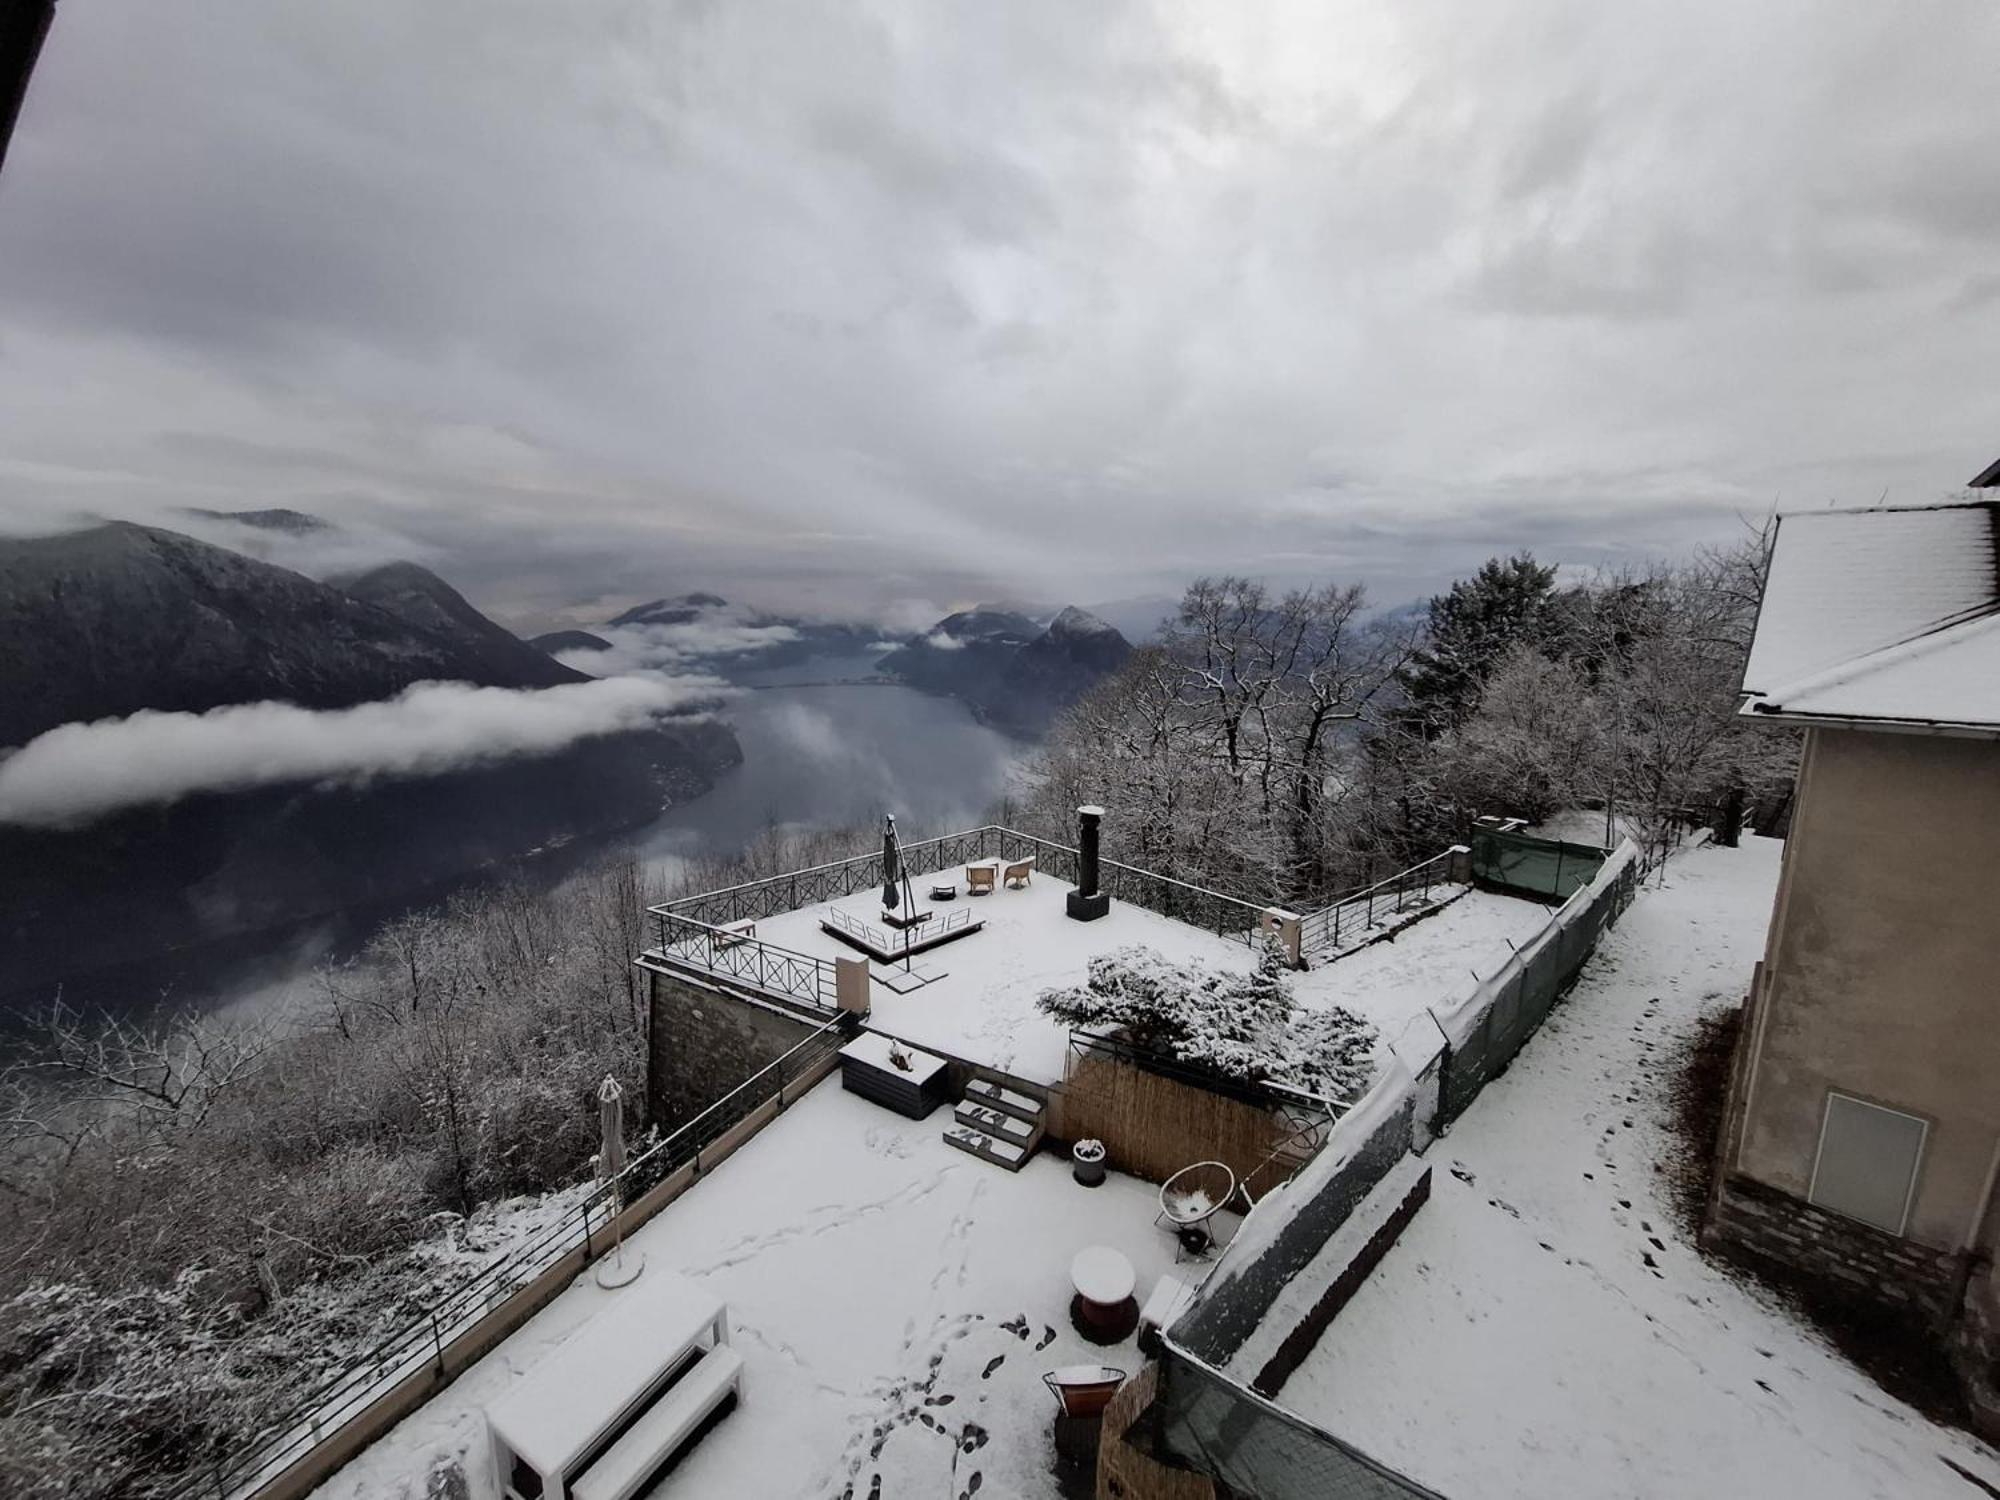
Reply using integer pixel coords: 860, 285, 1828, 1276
1066, 804, 1111, 922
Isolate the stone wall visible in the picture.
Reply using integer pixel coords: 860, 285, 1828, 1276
1704, 1171, 1963, 1325
647, 971, 816, 1127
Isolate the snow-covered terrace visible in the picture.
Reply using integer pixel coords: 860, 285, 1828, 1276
1266, 837, 2000, 1499
733, 877, 1552, 1088
311, 1079, 1220, 1500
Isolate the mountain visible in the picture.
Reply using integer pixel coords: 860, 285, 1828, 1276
531, 629, 613, 655
607, 593, 730, 628
331, 560, 581, 690
876, 604, 1130, 735
0, 524, 739, 1005
0, 524, 582, 746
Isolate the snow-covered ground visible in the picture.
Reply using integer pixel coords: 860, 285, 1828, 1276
754, 880, 1272, 1084
311, 1082, 1209, 1500
1277, 835, 2000, 1499
752, 879, 1551, 1086
1289, 890, 1554, 1058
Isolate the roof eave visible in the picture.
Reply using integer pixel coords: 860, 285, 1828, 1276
1738, 699, 2000, 740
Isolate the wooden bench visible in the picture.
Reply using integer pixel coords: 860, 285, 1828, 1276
571, 1346, 743, 1500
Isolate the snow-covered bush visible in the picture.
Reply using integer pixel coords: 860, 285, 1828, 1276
1038, 938, 1375, 1098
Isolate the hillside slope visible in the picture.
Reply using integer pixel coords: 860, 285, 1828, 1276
0, 524, 583, 746
0, 525, 738, 1006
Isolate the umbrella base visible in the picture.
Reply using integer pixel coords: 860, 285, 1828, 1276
594, 1248, 645, 1289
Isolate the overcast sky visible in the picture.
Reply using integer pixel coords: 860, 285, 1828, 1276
2, 1, 1997, 633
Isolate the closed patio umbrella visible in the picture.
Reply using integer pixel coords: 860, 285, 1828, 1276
881, 813, 902, 911
593, 1074, 643, 1288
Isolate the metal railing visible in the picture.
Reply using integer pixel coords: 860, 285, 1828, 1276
1297, 847, 1460, 957
649, 824, 1272, 949
646, 909, 841, 1013
160, 1016, 853, 1500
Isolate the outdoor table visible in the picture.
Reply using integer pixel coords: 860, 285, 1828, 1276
1069, 1246, 1138, 1344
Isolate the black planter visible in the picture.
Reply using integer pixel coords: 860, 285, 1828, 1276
839, 1033, 948, 1120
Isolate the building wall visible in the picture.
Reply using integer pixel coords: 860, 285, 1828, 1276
1730, 727, 2000, 1254
646, 970, 816, 1128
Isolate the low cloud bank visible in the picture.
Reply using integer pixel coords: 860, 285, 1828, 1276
0, 677, 722, 828
557, 617, 802, 676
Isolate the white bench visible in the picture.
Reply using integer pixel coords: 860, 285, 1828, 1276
571, 1346, 743, 1500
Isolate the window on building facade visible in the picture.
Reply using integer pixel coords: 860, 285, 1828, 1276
1808, 1091, 1927, 1235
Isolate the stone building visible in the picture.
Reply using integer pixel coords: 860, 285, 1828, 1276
1711, 497, 2000, 1436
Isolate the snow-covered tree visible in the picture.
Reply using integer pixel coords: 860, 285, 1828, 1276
1037, 940, 1376, 1098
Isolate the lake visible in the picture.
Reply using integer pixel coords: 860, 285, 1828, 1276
644, 652, 1025, 858
4, 660, 1023, 1027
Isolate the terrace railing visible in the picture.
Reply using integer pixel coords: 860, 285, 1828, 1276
161, 1016, 853, 1500
646, 910, 841, 1014
649, 824, 1271, 949
1297, 847, 1461, 958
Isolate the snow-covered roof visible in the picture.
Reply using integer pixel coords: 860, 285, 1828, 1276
1741, 501, 2000, 734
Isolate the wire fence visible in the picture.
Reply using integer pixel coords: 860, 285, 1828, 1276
158, 1016, 853, 1500
1434, 842, 1639, 1124
1151, 1343, 1449, 1500
1297, 847, 1462, 957
1468, 827, 1609, 902
1148, 840, 1647, 1500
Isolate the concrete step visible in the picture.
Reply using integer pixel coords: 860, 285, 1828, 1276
963, 1076, 1045, 1127
954, 1101, 1038, 1149
943, 1123, 1033, 1172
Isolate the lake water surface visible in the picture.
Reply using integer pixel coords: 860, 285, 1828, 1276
645, 652, 1024, 857
9, 659, 1022, 1025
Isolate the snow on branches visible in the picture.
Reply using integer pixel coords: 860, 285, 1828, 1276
1037, 937, 1375, 1098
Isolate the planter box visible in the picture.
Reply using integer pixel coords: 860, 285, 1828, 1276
839, 1033, 948, 1119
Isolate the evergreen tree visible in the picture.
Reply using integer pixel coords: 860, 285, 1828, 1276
1395, 554, 1559, 737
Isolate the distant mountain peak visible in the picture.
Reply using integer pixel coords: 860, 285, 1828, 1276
1048, 604, 1120, 638
875, 602, 1130, 736
606, 593, 731, 629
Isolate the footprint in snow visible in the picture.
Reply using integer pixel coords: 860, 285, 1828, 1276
981, 1356, 1005, 1379
1036, 1324, 1057, 1351
1449, 1162, 1476, 1186
1488, 1198, 1521, 1219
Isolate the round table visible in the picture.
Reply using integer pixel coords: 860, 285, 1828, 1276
1069, 1247, 1138, 1345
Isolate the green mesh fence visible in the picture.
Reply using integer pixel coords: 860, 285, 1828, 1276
1469, 828, 1608, 901
1152, 1352, 1447, 1500
1437, 844, 1639, 1124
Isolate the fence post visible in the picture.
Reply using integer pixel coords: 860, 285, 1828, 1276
430, 1312, 445, 1376
581, 1201, 594, 1263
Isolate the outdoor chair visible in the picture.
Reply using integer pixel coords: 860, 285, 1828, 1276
1156, 1161, 1237, 1261
966, 860, 998, 895
1003, 854, 1036, 888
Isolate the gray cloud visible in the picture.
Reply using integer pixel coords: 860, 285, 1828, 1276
0, 677, 721, 827
2, 1, 1997, 625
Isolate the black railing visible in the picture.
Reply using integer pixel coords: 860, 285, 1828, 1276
1297, 847, 1460, 957
646, 911, 841, 1013
160, 1017, 852, 1500
650, 825, 1271, 949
